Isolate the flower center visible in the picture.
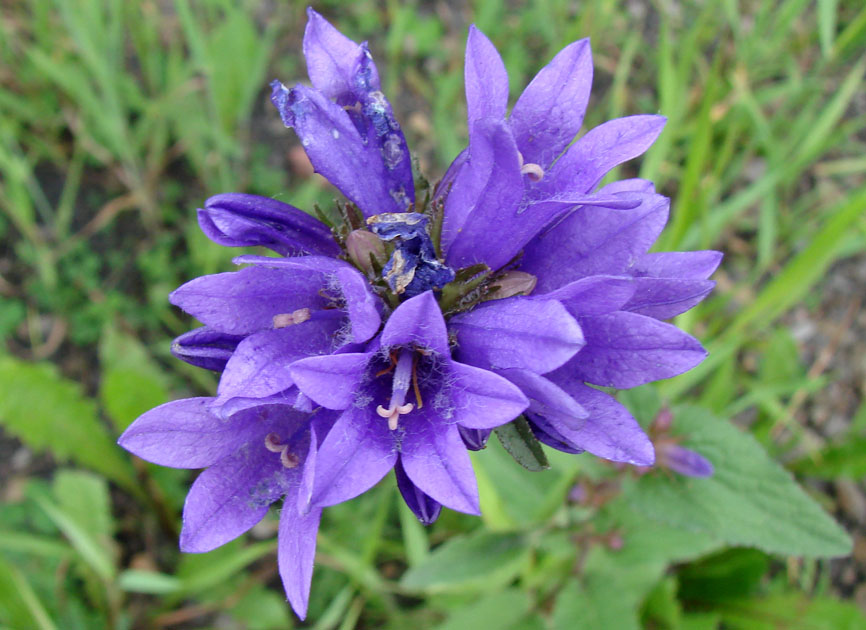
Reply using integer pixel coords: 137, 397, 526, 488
375, 348, 422, 430
367, 212, 455, 298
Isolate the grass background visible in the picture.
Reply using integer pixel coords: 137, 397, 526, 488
1, 0, 865, 628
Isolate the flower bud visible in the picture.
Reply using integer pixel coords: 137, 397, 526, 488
346, 229, 386, 274
458, 426, 491, 451
656, 442, 714, 478
199, 193, 340, 257
171, 327, 244, 372
487, 271, 537, 300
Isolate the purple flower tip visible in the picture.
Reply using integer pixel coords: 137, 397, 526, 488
657, 442, 715, 478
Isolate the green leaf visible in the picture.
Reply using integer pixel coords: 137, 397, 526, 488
494, 416, 549, 472
33, 492, 116, 582
400, 531, 529, 593
639, 576, 681, 630
52, 470, 113, 541
0, 356, 138, 494
229, 583, 293, 630
99, 325, 170, 431
677, 548, 770, 604
0, 554, 57, 630
720, 593, 866, 630
118, 570, 181, 595
435, 589, 531, 630
628, 405, 851, 557
475, 439, 576, 529
789, 435, 866, 480
177, 539, 277, 594
552, 570, 644, 630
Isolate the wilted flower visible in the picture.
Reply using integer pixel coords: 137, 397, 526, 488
119, 7, 720, 619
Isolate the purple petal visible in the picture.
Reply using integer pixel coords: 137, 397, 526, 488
212, 389, 307, 421
631, 251, 723, 280
443, 119, 524, 270
296, 423, 319, 514
179, 440, 287, 552
450, 297, 584, 373
458, 426, 492, 451
523, 193, 643, 212
170, 327, 244, 372
198, 193, 339, 257
215, 322, 341, 406
118, 398, 254, 469
542, 114, 666, 196
520, 193, 670, 293
527, 415, 584, 454
657, 443, 714, 477
270, 82, 410, 215
311, 406, 397, 507
465, 26, 509, 123
539, 275, 636, 316
568, 311, 707, 388
231, 254, 353, 275
289, 352, 373, 410
278, 501, 322, 620
336, 267, 382, 343
509, 39, 592, 168
496, 368, 588, 429
539, 374, 655, 465
401, 415, 480, 515
395, 459, 442, 525
597, 178, 656, 195
623, 278, 716, 319
303, 8, 379, 99
169, 266, 327, 336
447, 361, 528, 429
381, 291, 449, 355
436, 147, 468, 202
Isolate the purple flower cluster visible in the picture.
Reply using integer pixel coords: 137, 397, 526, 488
119, 9, 719, 618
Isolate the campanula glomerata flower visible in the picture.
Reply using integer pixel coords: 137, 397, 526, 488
119, 7, 720, 618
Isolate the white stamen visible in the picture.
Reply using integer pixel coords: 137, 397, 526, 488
520, 163, 544, 182
280, 449, 300, 469
264, 433, 284, 452
376, 402, 415, 431
273, 308, 311, 328
265, 432, 300, 468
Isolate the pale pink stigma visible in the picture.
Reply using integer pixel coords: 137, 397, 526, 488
376, 402, 415, 431
377, 349, 416, 430
273, 308, 311, 328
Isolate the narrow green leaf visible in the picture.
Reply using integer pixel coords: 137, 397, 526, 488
495, 416, 549, 472
118, 570, 182, 595
817, 0, 839, 58
177, 539, 277, 594
0, 554, 57, 630
33, 493, 116, 582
